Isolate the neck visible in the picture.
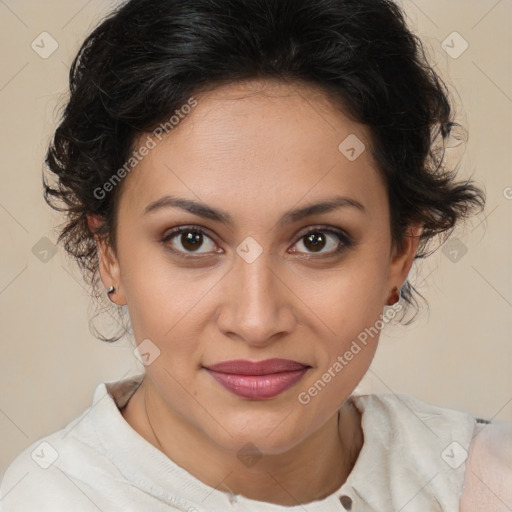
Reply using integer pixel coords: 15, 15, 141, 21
122, 377, 362, 506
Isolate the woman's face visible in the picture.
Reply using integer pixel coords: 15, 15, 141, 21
95, 79, 418, 455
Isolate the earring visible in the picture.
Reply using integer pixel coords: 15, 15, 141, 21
107, 286, 117, 303
386, 286, 402, 306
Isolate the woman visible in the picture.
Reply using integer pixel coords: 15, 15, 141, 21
1, 0, 511, 510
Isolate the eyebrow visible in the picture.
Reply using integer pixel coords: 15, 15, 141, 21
143, 194, 366, 226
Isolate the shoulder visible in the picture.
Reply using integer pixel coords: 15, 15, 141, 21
0, 377, 146, 511
0, 400, 110, 510
352, 390, 476, 428
460, 421, 512, 511
0, 433, 87, 510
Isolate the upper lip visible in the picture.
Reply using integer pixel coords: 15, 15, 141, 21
204, 358, 310, 375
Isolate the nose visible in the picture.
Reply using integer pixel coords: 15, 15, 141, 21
216, 249, 296, 347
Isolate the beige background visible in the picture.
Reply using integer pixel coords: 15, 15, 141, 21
0, 0, 511, 480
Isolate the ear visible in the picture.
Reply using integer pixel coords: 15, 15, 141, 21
385, 223, 423, 300
87, 215, 127, 305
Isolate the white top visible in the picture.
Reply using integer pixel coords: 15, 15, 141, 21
0, 373, 479, 511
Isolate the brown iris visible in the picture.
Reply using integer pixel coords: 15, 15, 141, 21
303, 232, 326, 252
181, 230, 203, 251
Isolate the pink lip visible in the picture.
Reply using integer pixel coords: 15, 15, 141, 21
203, 359, 310, 400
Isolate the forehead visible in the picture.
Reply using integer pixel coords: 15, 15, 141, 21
120, 79, 384, 218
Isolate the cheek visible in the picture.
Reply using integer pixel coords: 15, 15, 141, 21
116, 231, 201, 335
299, 245, 389, 320
294, 244, 390, 367
296, 278, 384, 411
121, 263, 217, 377
125, 275, 207, 352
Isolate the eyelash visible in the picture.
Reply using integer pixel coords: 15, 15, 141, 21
160, 224, 354, 260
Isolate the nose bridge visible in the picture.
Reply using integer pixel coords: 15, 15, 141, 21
238, 250, 276, 309
219, 247, 294, 344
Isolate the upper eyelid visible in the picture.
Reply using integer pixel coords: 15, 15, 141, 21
294, 224, 350, 237
163, 225, 217, 243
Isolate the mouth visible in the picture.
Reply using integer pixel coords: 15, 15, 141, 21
202, 359, 311, 400
203, 358, 310, 375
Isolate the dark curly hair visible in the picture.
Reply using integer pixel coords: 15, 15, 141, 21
43, 0, 485, 342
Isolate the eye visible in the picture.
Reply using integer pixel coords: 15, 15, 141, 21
161, 225, 353, 259
290, 227, 352, 257
161, 226, 222, 257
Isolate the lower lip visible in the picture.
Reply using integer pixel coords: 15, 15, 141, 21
204, 368, 309, 399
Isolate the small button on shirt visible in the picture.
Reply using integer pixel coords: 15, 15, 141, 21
339, 495, 353, 509
0, 374, 478, 511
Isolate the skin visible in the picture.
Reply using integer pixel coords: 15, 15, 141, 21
88, 79, 421, 506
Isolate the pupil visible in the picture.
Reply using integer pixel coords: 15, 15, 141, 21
305, 232, 325, 252
182, 231, 202, 251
